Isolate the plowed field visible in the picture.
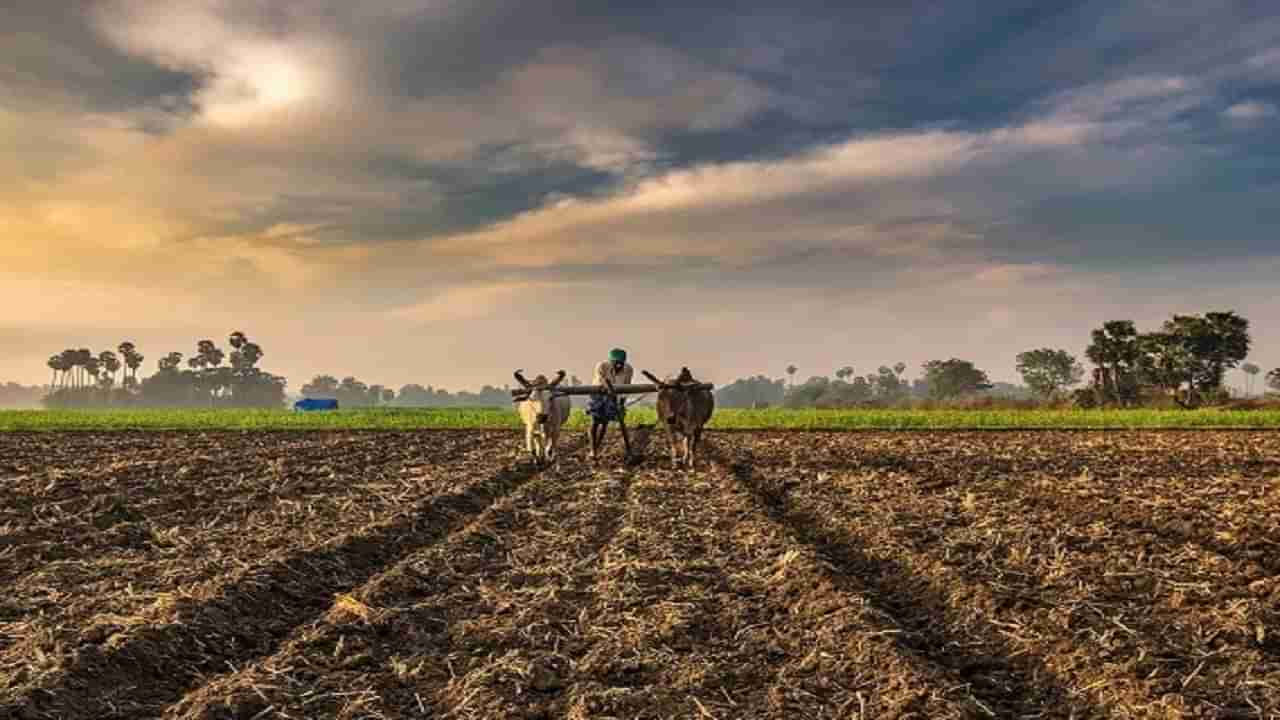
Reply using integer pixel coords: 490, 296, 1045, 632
2, 430, 1278, 719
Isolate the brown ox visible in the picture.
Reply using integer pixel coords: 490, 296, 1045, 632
643, 367, 715, 469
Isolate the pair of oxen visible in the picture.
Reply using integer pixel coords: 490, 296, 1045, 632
512, 368, 714, 469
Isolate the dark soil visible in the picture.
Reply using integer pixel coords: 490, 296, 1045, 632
2, 430, 1278, 719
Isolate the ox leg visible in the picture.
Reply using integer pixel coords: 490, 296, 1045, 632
667, 427, 680, 468
689, 428, 703, 470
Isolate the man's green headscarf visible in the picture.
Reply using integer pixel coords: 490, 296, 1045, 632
609, 348, 627, 364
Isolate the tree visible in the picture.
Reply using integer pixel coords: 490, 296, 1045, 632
76, 349, 97, 389
784, 376, 831, 408
1085, 320, 1144, 406
893, 362, 906, 380
98, 351, 121, 398
1268, 368, 1280, 395
873, 366, 905, 400
396, 384, 432, 405
921, 359, 993, 400
785, 365, 798, 387
1139, 330, 1192, 400
158, 352, 184, 372
1140, 311, 1251, 407
835, 366, 854, 381
337, 376, 371, 407
1015, 348, 1084, 399
1242, 363, 1261, 397
715, 375, 786, 409
302, 375, 341, 398
196, 340, 225, 369
58, 349, 78, 389
381, 387, 396, 405
230, 333, 263, 372
119, 342, 144, 389
47, 355, 63, 389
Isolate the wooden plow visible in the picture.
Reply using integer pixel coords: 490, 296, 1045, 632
510, 370, 714, 463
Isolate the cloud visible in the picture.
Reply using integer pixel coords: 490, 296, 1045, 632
4, 1, 1280, 389
91, 1, 350, 128
1223, 100, 1276, 121
388, 281, 577, 325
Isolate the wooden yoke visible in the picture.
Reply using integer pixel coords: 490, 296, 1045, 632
510, 382, 713, 400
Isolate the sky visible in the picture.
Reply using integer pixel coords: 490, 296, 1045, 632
4, 0, 1280, 390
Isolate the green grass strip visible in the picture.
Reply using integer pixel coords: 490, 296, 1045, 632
5, 407, 1280, 431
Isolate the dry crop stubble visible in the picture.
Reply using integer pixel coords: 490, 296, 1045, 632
164, 432, 608, 720
2, 429, 1279, 718
0, 432, 491, 675
1, 431, 553, 719
714, 431, 1280, 718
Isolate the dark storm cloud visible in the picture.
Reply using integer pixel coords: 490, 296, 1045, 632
0, 1, 196, 115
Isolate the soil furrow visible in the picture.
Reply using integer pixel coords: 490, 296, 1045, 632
162, 437, 602, 720
711, 440, 1103, 718
565, 435, 981, 718
737, 438, 1279, 717
1, 438, 559, 720
0, 433, 496, 670
0, 432, 490, 583
5, 429, 1279, 719
882, 468, 1280, 708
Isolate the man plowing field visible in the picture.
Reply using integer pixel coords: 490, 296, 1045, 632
587, 348, 633, 462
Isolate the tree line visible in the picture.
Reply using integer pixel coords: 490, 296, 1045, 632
714, 359, 1014, 409
757, 309, 1277, 410
297, 374, 590, 408
27, 308, 1279, 411
43, 331, 286, 408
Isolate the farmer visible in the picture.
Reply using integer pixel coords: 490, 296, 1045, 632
587, 348, 634, 461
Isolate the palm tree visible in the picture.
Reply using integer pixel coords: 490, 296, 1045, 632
786, 365, 798, 388
76, 349, 93, 389
158, 352, 184, 372
124, 349, 144, 389
835, 366, 853, 381
196, 340, 225, 368
98, 351, 121, 399
893, 362, 907, 379
1242, 362, 1261, 397
84, 354, 101, 390
48, 355, 62, 389
58, 349, 80, 388
118, 342, 140, 388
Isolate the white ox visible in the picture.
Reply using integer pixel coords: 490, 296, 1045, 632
513, 370, 572, 466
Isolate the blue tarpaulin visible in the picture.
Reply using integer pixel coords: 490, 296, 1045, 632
294, 398, 339, 411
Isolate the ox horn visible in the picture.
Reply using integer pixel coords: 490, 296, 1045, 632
513, 369, 533, 389
641, 370, 673, 390
549, 370, 567, 388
